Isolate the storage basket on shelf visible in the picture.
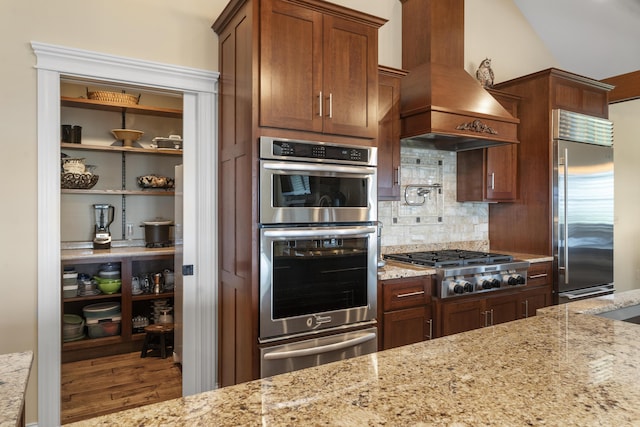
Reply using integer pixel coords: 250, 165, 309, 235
86, 88, 140, 105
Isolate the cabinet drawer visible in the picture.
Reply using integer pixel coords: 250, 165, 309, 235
382, 277, 431, 311
527, 262, 552, 287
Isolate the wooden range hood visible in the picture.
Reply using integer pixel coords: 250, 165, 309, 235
399, 0, 519, 151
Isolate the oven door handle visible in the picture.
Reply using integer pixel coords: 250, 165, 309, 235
262, 160, 376, 176
263, 226, 375, 239
263, 332, 377, 360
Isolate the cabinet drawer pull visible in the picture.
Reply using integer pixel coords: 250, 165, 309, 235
528, 273, 548, 279
396, 290, 425, 298
318, 91, 323, 117
328, 93, 333, 118
426, 319, 433, 340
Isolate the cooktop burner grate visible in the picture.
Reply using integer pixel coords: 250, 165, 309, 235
384, 249, 513, 268
145, 241, 174, 248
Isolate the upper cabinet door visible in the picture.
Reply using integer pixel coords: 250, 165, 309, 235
260, 0, 323, 133
260, 0, 378, 139
322, 15, 378, 139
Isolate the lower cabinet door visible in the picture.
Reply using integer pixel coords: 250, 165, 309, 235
519, 287, 552, 318
383, 306, 431, 350
484, 292, 520, 326
440, 299, 484, 336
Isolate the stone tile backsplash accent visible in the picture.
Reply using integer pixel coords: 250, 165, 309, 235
378, 145, 489, 252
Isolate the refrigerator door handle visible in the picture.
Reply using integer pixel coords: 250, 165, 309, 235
559, 288, 613, 300
562, 147, 569, 285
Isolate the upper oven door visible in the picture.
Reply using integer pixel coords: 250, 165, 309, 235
260, 160, 377, 225
259, 225, 377, 340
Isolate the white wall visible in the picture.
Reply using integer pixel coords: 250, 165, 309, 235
0, 0, 558, 423
610, 99, 640, 292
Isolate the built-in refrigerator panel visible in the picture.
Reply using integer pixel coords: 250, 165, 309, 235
173, 164, 183, 362
552, 110, 614, 303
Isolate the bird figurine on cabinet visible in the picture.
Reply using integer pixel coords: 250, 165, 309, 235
476, 58, 494, 88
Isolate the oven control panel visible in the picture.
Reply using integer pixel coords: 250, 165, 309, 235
260, 136, 376, 166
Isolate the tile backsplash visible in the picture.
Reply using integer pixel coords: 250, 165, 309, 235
378, 145, 489, 253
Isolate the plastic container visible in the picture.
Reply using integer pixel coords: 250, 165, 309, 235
62, 268, 78, 287
62, 285, 78, 298
86, 317, 121, 338
83, 302, 121, 320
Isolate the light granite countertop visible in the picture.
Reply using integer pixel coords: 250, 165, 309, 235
0, 351, 33, 427
378, 251, 553, 281
61, 246, 174, 261
67, 290, 640, 426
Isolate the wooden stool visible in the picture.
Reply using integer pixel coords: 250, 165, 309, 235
140, 324, 174, 359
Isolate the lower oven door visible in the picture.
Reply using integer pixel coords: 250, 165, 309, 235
260, 327, 377, 378
260, 225, 377, 339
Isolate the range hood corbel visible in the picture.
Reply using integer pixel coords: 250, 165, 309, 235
399, 0, 519, 151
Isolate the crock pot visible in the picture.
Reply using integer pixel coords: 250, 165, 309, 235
141, 220, 174, 245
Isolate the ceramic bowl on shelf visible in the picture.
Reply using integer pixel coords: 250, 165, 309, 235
111, 129, 144, 147
92, 277, 122, 294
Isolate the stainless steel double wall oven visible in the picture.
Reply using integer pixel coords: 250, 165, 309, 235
258, 136, 378, 378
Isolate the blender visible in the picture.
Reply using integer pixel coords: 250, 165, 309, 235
93, 204, 115, 249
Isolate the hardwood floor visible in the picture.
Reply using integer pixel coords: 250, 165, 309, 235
61, 351, 182, 425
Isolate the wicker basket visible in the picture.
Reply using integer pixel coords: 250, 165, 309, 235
87, 88, 140, 105
61, 173, 99, 189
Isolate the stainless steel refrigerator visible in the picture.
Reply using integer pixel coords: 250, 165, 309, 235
553, 109, 614, 303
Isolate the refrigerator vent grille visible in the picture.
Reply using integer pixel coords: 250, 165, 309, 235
553, 109, 613, 146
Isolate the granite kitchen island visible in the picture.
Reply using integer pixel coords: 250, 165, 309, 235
0, 351, 33, 427
67, 291, 640, 426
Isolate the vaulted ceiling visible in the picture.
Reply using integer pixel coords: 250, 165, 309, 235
513, 0, 640, 80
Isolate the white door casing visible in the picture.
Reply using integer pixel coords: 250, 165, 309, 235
32, 42, 219, 426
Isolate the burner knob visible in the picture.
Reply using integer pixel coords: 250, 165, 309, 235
462, 280, 474, 293
491, 278, 501, 288
507, 275, 518, 286
513, 274, 525, 285
481, 280, 492, 290
449, 283, 464, 294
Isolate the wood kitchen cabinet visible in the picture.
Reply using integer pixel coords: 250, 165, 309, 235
438, 292, 519, 337
378, 276, 433, 350
377, 66, 407, 201
456, 89, 520, 202
518, 261, 553, 318
259, 0, 381, 139
213, 0, 384, 386
61, 249, 175, 363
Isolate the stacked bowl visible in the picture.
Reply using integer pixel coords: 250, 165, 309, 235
63, 314, 85, 342
94, 263, 122, 294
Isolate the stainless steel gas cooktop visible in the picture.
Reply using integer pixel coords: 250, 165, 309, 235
384, 249, 530, 298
